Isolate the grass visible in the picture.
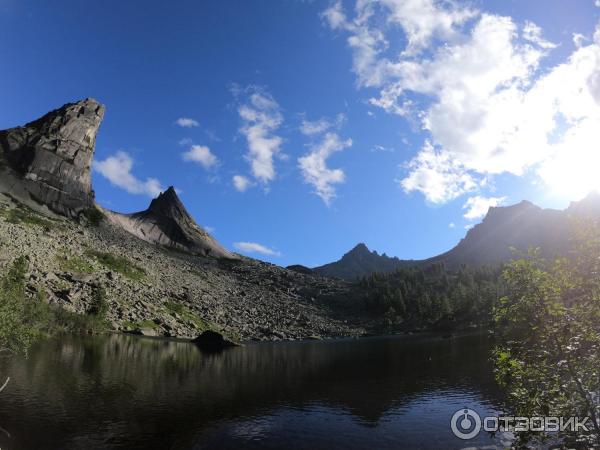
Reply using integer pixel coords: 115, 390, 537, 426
164, 300, 211, 330
122, 319, 159, 331
0, 204, 56, 230
85, 250, 146, 281
56, 253, 95, 274
163, 299, 241, 342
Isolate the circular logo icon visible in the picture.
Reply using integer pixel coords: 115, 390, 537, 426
451, 408, 482, 440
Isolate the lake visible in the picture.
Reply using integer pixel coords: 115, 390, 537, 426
0, 333, 513, 449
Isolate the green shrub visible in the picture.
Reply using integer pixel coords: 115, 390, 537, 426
83, 208, 105, 227
0, 257, 37, 355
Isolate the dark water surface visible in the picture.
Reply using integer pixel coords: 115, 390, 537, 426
0, 333, 512, 449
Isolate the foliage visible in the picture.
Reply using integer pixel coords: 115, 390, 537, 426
494, 223, 600, 448
85, 250, 146, 281
355, 262, 502, 330
0, 257, 39, 355
83, 207, 105, 227
0, 257, 110, 357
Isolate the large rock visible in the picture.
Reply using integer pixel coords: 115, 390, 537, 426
104, 187, 236, 259
191, 330, 239, 352
0, 99, 104, 218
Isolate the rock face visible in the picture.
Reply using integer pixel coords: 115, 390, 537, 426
0, 99, 104, 218
104, 187, 236, 259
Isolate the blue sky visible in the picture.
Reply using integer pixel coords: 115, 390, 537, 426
2, 0, 600, 267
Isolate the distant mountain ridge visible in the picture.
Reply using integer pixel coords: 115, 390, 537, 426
313, 194, 600, 280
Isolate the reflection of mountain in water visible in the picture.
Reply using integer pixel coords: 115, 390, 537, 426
0, 334, 504, 449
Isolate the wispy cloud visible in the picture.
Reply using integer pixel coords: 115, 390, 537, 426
182, 144, 219, 169
232, 175, 252, 192
237, 87, 284, 185
233, 241, 281, 256
94, 151, 164, 197
463, 195, 506, 220
175, 117, 199, 128
323, 1, 600, 203
298, 119, 352, 206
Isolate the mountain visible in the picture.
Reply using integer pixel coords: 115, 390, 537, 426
0, 99, 365, 341
314, 195, 600, 280
0, 98, 234, 259
104, 187, 235, 259
0, 99, 104, 218
313, 243, 415, 280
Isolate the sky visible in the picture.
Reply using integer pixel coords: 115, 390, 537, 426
2, 0, 600, 267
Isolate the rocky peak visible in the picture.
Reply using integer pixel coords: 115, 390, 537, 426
147, 186, 186, 218
0, 98, 105, 217
343, 243, 371, 259
105, 188, 236, 259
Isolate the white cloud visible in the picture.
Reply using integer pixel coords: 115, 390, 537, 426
462, 195, 506, 220
232, 175, 252, 192
522, 21, 556, 49
94, 151, 164, 197
400, 141, 477, 203
175, 118, 199, 128
573, 32, 587, 48
448, 222, 455, 228
238, 88, 284, 184
372, 144, 394, 152
233, 241, 281, 257
182, 145, 218, 169
596, 0, 600, 7
300, 118, 331, 136
325, 1, 600, 204
298, 119, 352, 205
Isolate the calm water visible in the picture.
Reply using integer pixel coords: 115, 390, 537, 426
0, 333, 512, 450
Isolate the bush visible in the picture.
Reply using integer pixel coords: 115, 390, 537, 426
83, 208, 105, 227
0, 257, 37, 355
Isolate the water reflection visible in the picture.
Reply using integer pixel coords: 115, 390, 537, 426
0, 333, 509, 449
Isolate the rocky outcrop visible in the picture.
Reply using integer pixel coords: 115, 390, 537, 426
104, 187, 236, 259
0, 99, 104, 218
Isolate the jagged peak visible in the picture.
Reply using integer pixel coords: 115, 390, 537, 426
147, 186, 188, 217
345, 243, 371, 256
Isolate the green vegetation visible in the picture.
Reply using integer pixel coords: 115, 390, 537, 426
494, 224, 600, 448
354, 263, 502, 331
56, 253, 94, 274
122, 319, 159, 331
164, 300, 210, 330
85, 250, 146, 281
83, 207, 105, 227
0, 257, 40, 355
0, 257, 109, 356
0, 204, 56, 230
